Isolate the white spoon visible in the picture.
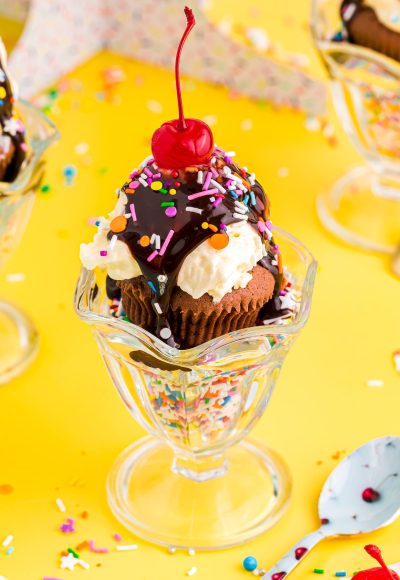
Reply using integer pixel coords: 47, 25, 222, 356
262, 436, 400, 579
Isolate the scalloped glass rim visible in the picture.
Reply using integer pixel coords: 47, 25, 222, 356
74, 226, 317, 361
0, 99, 60, 196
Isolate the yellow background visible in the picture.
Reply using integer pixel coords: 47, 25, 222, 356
0, 1, 399, 578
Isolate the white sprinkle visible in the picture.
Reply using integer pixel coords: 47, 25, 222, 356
234, 201, 248, 214
210, 179, 226, 193
154, 302, 163, 315
151, 233, 161, 250
139, 155, 154, 167
109, 235, 118, 250
124, 213, 131, 218
229, 173, 243, 183
2, 535, 13, 547
188, 548, 196, 556
74, 142, 89, 155
240, 118, 253, 131
248, 173, 256, 185
6, 273, 25, 283
222, 166, 231, 175
197, 170, 203, 184
187, 567, 198, 576
305, 116, 321, 132
116, 300, 124, 317
56, 498, 66, 513
0, 576, 9, 580
233, 212, 248, 221
225, 151, 236, 157
278, 167, 289, 178
393, 351, 400, 373
271, 259, 278, 265
210, 156, 216, 165
116, 544, 139, 551
186, 207, 203, 214
147, 99, 163, 113
160, 327, 172, 340
323, 123, 335, 138
168, 546, 177, 554
367, 379, 384, 388
138, 177, 148, 188
77, 559, 90, 569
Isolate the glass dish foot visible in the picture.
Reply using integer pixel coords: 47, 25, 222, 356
0, 300, 39, 384
317, 165, 400, 254
107, 436, 291, 550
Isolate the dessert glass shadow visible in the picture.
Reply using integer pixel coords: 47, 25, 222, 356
0, 101, 58, 383
311, 0, 400, 255
74, 226, 316, 550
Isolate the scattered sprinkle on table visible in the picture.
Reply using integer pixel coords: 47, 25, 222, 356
313, 568, 325, 574
366, 379, 384, 387
0, 484, 13, 495
335, 572, 346, 577
393, 350, 400, 373
2, 535, 13, 547
5, 547, 14, 556
116, 544, 138, 551
40, 184, 51, 194
113, 533, 122, 542
56, 498, 67, 513
168, 546, 177, 554
6, 273, 25, 283
186, 567, 197, 576
188, 548, 196, 556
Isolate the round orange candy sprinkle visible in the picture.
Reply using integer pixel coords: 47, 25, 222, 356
209, 233, 229, 250
110, 215, 127, 233
139, 235, 150, 247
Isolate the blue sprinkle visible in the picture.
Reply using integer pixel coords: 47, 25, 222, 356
63, 165, 77, 177
95, 220, 100, 227
148, 281, 156, 292
335, 572, 346, 577
5, 547, 14, 555
229, 190, 238, 199
0, 99, 4, 106
243, 194, 249, 206
250, 191, 256, 205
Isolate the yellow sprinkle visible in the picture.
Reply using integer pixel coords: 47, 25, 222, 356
169, 188, 176, 195
201, 222, 209, 229
0, 87, 6, 98
151, 180, 163, 191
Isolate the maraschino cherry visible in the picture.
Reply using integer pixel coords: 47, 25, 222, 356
353, 545, 399, 579
151, 6, 214, 169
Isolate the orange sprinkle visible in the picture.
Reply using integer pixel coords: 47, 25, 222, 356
80, 511, 89, 519
278, 252, 283, 274
139, 235, 150, 247
125, 188, 135, 194
209, 233, 229, 250
0, 484, 13, 495
110, 215, 127, 233
208, 224, 218, 233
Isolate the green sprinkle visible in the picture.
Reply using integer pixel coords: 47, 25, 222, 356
161, 202, 174, 207
41, 105, 52, 115
40, 184, 51, 193
67, 548, 79, 559
159, 187, 168, 194
205, 398, 210, 404
99, 166, 109, 175
313, 569, 324, 574
48, 87, 59, 99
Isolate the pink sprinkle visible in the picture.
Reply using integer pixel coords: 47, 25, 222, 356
257, 221, 266, 233
266, 220, 273, 230
89, 540, 109, 554
59, 518, 75, 534
165, 206, 177, 218
130, 203, 137, 221
147, 250, 159, 262
225, 179, 233, 187
212, 197, 222, 207
129, 180, 139, 189
129, 170, 138, 178
153, 173, 161, 178
159, 229, 174, 256
187, 188, 218, 201
210, 167, 218, 178
20, 142, 28, 151
143, 168, 152, 176
100, 250, 108, 256
113, 533, 122, 542
203, 171, 212, 190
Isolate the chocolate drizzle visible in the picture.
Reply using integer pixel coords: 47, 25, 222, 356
106, 149, 285, 346
0, 41, 26, 182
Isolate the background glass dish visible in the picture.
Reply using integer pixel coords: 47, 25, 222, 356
311, 0, 400, 255
0, 101, 58, 383
75, 226, 316, 549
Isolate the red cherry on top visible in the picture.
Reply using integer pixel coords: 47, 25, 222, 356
151, 7, 214, 169
353, 545, 399, 580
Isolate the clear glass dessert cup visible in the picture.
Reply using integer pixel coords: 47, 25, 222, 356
74, 226, 316, 549
311, 0, 400, 255
0, 101, 59, 383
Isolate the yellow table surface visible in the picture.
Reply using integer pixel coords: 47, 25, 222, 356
0, 1, 399, 578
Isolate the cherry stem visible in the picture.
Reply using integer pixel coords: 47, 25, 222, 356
175, 6, 195, 131
365, 545, 393, 579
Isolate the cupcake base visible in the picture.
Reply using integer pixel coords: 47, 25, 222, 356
118, 265, 275, 348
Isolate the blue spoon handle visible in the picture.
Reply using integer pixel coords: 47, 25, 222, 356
262, 528, 327, 579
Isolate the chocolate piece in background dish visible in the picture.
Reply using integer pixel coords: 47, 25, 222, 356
80, 6, 299, 348
340, 0, 400, 62
0, 39, 27, 182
